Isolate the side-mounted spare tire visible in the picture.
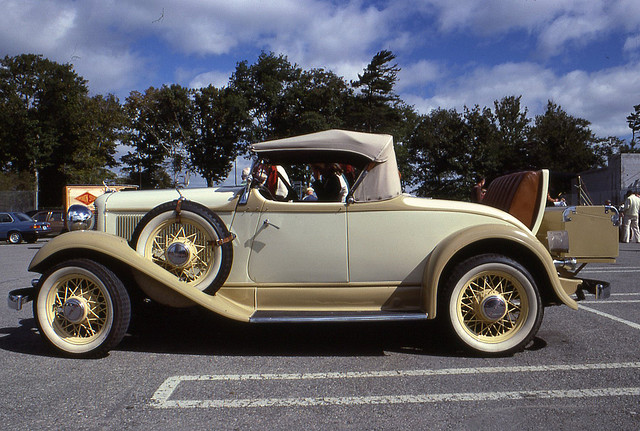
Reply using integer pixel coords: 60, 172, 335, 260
129, 200, 234, 295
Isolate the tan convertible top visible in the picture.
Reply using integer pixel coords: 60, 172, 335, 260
251, 129, 394, 162
251, 129, 402, 202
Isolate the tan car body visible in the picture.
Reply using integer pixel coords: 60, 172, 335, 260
16, 129, 617, 357
29, 187, 583, 321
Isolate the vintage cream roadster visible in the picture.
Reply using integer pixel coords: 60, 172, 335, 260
8, 130, 618, 357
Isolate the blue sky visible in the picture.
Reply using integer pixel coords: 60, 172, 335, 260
2, 1, 639, 146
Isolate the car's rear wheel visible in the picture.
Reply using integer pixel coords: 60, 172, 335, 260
34, 259, 131, 358
440, 254, 543, 356
130, 200, 233, 295
8, 231, 22, 244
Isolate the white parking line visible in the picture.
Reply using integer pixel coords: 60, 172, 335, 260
580, 305, 640, 330
151, 362, 640, 408
581, 267, 640, 273
582, 300, 640, 304
153, 387, 640, 408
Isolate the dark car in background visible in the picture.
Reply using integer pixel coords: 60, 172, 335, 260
0, 212, 50, 244
31, 210, 65, 236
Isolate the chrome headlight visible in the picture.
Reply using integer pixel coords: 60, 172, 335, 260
67, 205, 95, 231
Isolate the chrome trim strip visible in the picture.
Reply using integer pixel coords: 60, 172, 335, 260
249, 311, 428, 323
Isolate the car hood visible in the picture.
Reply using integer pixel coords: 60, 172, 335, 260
99, 186, 243, 213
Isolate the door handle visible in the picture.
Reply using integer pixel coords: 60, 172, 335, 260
263, 219, 280, 229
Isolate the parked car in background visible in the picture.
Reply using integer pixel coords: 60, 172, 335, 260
0, 212, 50, 244
31, 210, 65, 236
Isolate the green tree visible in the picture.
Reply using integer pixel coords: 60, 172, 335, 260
527, 101, 600, 173
463, 105, 499, 183
626, 104, 640, 149
349, 50, 402, 134
230, 52, 301, 141
188, 85, 251, 186
0, 54, 123, 206
493, 95, 531, 173
275, 68, 351, 136
121, 88, 172, 189
65, 94, 124, 183
121, 85, 194, 188
407, 108, 471, 199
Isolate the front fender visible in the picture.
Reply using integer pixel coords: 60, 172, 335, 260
29, 231, 253, 322
422, 224, 578, 317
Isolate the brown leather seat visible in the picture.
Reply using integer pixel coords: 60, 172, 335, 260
482, 171, 543, 230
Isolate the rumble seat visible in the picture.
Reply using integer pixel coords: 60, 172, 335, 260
482, 170, 545, 231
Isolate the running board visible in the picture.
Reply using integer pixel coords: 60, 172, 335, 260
249, 310, 429, 323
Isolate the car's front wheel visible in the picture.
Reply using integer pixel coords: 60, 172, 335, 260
440, 254, 543, 356
34, 259, 131, 358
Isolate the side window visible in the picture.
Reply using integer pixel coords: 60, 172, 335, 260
51, 211, 64, 222
0, 213, 13, 223
256, 161, 360, 203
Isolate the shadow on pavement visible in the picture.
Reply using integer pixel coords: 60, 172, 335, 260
0, 303, 548, 359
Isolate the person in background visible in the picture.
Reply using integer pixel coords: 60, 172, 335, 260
547, 192, 567, 207
470, 177, 486, 203
241, 166, 251, 184
302, 187, 318, 201
312, 163, 344, 202
621, 190, 640, 243
254, 163, 291, 201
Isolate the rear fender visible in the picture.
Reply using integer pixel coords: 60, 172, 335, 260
422, 224, 577, 318
29, 231, 252, 322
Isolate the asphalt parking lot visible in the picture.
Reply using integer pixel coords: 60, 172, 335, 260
0, 239, 638, 430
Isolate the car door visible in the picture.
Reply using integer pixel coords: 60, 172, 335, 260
346, 200, 439, 286
0, 213, 13, 238
248, 199, 348, 284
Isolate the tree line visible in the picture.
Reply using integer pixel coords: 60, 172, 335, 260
0, 51, 636, 206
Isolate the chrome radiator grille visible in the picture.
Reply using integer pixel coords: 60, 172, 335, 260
115, 214, 144, 241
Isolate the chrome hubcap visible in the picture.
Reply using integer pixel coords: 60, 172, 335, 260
61, 297, 88, 324
479, 294, 507, 321
166, 241, 192, 267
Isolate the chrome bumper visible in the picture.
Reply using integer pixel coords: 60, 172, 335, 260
8, 288, 35, 311
576, 279, 611, 301
8, 279, 38, 311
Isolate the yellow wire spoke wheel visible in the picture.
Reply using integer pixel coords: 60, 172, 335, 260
131, 200, 233, 295
34, 259, 130, 357
456, 270, 528, 343
444, 254, 542, 356
144, 219, 216, 284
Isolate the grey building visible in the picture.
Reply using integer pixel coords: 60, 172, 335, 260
570, 153, 640, 206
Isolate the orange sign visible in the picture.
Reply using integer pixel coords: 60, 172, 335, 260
75, 192, 97, 206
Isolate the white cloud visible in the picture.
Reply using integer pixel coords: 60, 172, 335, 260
70, 50, 145, 96
2, 0, 639, 142
0, 0, 397, 96
397, 60, 443, 91
188, 70, 232, 89
624, 35, 640, 53
0, 1, 77, 54
402, 61, 640, 138
407, 0, 639, 57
